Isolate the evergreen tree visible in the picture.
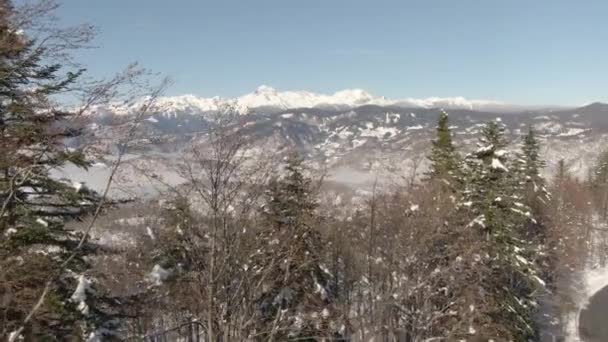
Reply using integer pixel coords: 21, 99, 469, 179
553, 159, 572, 214
522, 129, 544, 175
554, 159, 569, 186
463, 119, 510, 235
427, 110, 461, 188
520, 128, 549, 204
510, 128, 549, 236
0, 3, 119, 340
460, 119, 544, 340
593, 150, 608, 184
250, 153, 338, 341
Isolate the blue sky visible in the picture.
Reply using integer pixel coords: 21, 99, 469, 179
55, 0, 608, 105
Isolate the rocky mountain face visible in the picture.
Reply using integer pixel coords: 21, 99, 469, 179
73, 96, 608, 196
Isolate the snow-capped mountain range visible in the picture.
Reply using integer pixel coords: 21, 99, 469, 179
106, 85, 531, 117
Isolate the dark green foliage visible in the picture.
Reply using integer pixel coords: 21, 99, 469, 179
427, 110, 461, 188
460, 119, 544, 340
519, 128, 549, 207
251, 152, 338, 341
522, 129, 544, 177
262, 153, 317, 229
464, 120, 510, 233
512, 128, 550, 242
8, 223, 52, 245
555, 159, 569, 185
156, 195, 200, 269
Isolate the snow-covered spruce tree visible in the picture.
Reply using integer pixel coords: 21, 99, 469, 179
518, 128, 549, 208
511, 127, 561, 337
460, 119, 544, 340
0, 3, 119, 340
250, 153, 338, 341
426, 110, 462, 190
508, 128, 550, 239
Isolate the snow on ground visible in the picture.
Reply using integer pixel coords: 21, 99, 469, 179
359, 125, 399, 139
71, 275, 92, 316
116, 217, 146, 226
563, 263, 608, 341
565, 219, 608, 341
351, 138, 367, 148
149, 264, 170, 286
557, 128, 589, 137
534, 121, 563, 134
93, 230, 137, 248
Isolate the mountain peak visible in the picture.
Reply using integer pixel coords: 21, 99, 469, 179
332, 89, 374, 104
583, 102, 608, 109
254, 85, 277, 95
575, 102, 608, 115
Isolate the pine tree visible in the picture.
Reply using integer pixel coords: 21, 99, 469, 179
516, 128, 549, 240
510, 128, 550, 237
427, 110, 461, 188
460, 119, 544, 340
592, 150, 608, 220
554, 159, 569, 186
552, 159, 572, 215
250, 153, 338, 341
549, 159, 572, 220
463, 119, 510, 235
521, 128, 548, 204
594, 150, 608, 184
522, 129, 543, 174
0, 3, 119, 340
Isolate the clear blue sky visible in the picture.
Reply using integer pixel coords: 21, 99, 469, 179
54, 0, 608, 105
